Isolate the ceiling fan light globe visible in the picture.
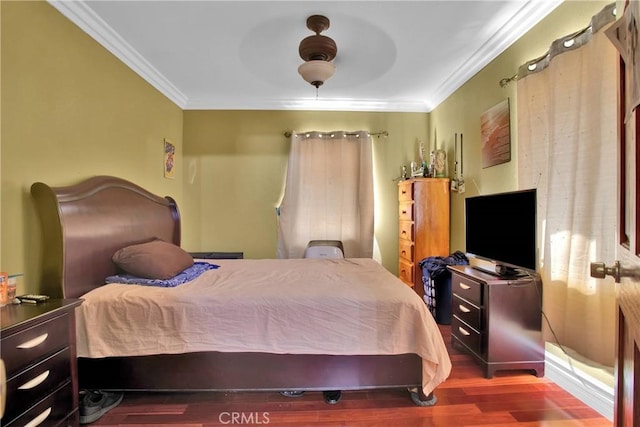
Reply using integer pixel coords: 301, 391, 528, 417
298, 60, 335, 87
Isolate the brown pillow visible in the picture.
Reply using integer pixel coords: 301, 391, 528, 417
112, 239, 194, 279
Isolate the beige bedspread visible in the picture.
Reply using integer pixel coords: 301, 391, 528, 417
75, 258, 451, 395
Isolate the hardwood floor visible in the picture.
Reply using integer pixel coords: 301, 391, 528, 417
88, 325, 612, 426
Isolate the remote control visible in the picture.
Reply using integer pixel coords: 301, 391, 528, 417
18, 294, 50, 303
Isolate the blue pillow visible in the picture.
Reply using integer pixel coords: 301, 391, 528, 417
106, 262, 219, 287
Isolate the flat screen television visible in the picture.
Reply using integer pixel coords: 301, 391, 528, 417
465, 188, 537, 276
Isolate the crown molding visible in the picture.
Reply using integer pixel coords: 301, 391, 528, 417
48, 0, 561, 113
427, 0, 563, 110
184, 96, 430, 112
48, 0, 188, 108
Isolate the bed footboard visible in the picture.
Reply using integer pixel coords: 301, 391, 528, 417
78, 352, 422, 392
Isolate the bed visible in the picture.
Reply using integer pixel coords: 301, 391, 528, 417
30, 175, 451, 405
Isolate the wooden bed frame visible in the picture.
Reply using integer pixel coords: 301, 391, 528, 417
30, 176, 434, 404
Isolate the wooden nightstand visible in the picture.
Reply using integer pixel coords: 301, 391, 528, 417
1, 299, 82, 427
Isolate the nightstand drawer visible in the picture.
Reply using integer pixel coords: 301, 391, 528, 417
399, 221, 414, 242
5, 380, 74, 427
398, 240, 413, 262
452, 316, 481, 354
1, 313, 69, 377
5, 347, 71, 423
453, 295, 481, 330
398, 258, 414, 287
452, 275, 482, 306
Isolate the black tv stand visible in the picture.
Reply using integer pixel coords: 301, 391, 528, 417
448, 265, 544, 378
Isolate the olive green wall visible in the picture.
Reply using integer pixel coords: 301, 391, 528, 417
0, 0, 617, 411
0, 0, 611, 297
0, 1, 426, 294
431, 0, 610, 253
431, 0, 614, 370
181, 110, 428, 274
1, 1, 183, 294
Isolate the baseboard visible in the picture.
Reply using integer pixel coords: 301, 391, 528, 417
545, 350, 614, 421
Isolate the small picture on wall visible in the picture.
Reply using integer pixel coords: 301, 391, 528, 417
481, 99, 511, 168
164, 139, 176, 179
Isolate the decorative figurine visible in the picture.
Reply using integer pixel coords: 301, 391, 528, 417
434, 149, 447, 177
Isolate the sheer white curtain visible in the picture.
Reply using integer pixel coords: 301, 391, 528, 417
277, 131, 374, 259
517, 5, 617, 366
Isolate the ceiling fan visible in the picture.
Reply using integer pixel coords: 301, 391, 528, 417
297, 15, 337, 89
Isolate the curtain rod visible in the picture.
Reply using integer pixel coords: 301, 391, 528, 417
499, 2, 616, 88
283, 130, 389, 138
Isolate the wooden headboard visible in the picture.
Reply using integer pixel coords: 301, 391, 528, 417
31, 176, 181, 299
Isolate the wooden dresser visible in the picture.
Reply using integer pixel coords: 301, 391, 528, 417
1, 299, 82, 427
397, 178, 450, 300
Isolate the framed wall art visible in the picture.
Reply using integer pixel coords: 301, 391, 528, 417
481, 99, 511, 168
164, 138, 176, 179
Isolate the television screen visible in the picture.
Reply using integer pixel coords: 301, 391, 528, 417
465, 189, 537, 275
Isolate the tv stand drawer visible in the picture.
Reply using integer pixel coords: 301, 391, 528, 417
451, 316, 481, 354
452, 295, 481, 330
452, 274, 482, 306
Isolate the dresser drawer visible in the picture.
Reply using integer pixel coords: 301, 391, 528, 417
398, 201, 414, 221
5, 380, 74, 427
398, 240, 413, 262
452, 275, 482, 306
4, 347, 71, 423
1, 313, 70, 377
398, 221, 414, 242
453, 294, 481, 330
398, 258, 414, 287
452, 316, 481, 354
398, 182, 413, 201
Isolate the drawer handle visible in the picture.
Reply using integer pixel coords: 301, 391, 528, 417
458, 326, 471, 336
459, 283, 471, 290
17, 333, 49, 349
458, 304, 471, 313
0, 359, 5, 420
19, 370, 50, 390
24, 407, 52, 427
401, 250, 407, 256
401, 210, 408, 215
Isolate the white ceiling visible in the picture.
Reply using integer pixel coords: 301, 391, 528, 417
49, 1, 563, 112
